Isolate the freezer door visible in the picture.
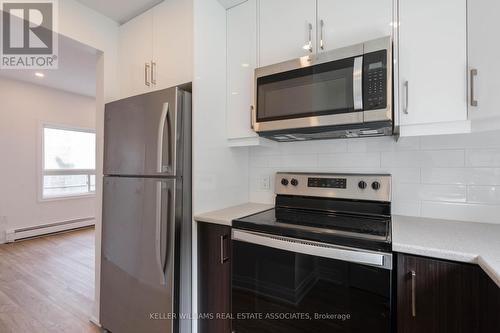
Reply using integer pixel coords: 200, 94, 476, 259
104, 87, 182, 177
101, 176, 178, 333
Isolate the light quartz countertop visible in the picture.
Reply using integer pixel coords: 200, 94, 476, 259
393, 215, 500, 288
194, 203, 273, 226
194, 204, 500, 288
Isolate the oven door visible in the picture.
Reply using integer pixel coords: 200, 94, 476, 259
254, 55, 364, 133
231, 230, 393, 333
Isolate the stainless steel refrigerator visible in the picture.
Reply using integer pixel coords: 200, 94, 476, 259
100, 86, 192, 333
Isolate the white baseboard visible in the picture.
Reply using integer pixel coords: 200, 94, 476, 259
89, 315, 101, 328
5, 217, 95, 243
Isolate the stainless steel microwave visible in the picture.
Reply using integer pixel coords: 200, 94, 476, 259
252, 36, 393, 142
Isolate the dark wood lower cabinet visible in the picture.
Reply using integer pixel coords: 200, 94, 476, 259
197, 222, 232, 333
397, 253, 500, 333
478, 267, 500, 332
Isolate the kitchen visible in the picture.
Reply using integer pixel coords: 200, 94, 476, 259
0, 0, 499, 333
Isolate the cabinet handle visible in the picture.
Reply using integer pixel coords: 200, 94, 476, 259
220, 235, 230, 264
403, 81, 409, 114
470, 69, 478, 107
151, 61, 157, 85
303, 22, 313, 53
410, 270, 416, 318
145, 63, 151, 87
250, 105, 255, 130
319, 20, 325, 51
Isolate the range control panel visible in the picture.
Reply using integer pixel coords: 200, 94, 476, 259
308, 177, 347, 189
276, 173, 392, 202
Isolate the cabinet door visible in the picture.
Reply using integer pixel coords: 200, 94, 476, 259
227, 0, 258, 140
259, 0, 316, 67
317, 0, 393, 53
478, 268, 500, 332
397, 254, 480, 333
152, 0, 193, 91
399, 0, 467, 126
197, 222, 231, 333
118, 9, 154, 98
468, 0, 500, 129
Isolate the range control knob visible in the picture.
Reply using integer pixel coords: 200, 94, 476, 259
358, 181, 367, 190
281, 178, 289, 186
372, 181, 381, 191
291, 179, 299, 186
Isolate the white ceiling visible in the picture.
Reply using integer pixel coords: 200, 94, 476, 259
76, 0, 164, 24
0, 34, 98, 97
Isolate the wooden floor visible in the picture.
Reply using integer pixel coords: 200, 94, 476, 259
0, 228, 101, 333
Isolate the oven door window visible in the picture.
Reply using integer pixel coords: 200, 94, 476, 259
256, 57, 356, 123
232, 240, 392, 333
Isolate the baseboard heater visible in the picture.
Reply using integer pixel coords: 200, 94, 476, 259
5, 217, 95, 243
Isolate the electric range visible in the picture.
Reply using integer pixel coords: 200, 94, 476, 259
231, 172, 394, 333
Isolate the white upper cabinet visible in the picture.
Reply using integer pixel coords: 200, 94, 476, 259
118, 9, 154, 98
398, 0, 468, 135
259, 0, 317, 67
118, 0, 193, 99
468, 0, 500, 131
152, 0, 193, 91
317, 0, 393, 53
227, 0, 258, 141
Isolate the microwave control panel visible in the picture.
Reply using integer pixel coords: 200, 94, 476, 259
363, 50, 387, 110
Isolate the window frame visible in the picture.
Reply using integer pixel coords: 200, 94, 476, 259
39, 123, 97, 201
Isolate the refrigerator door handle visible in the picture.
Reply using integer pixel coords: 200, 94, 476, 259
155, 181, 166, 285
157, 103, 172, 174
162, 180, 176, 284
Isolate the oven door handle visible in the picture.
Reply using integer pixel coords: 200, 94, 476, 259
232, 230, 392, 270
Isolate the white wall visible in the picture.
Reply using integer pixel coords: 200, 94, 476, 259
249, 131, 500, 224
55, 2, 119, 322
0, 77, 97, 242
192, 0, 249, 332
192, 0, 249, 215
58, 0, 119, 103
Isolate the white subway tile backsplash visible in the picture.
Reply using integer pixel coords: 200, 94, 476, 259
267, 154, 318, 169
249, 153, 270, 168
318, 152, 381, 168
392, 200, 421, 216
348, 136, 420, 153
421, 202, 500, 224
388, 168, 421, 184
467, 186, 500, 204
421, 131, 500, 150
465, 149, 500, 167
381, 150, 465, 168
249, 132, 500, 224
422, 168, 500, 185
393, 184, 466, 203
280, 140, 348, 155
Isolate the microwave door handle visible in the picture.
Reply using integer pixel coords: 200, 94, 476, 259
353, 56, 364, 111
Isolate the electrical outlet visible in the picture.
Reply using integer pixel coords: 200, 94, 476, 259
259, 176, 271, 190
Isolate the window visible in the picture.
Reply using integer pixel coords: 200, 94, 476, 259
42, 125, 96, 199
